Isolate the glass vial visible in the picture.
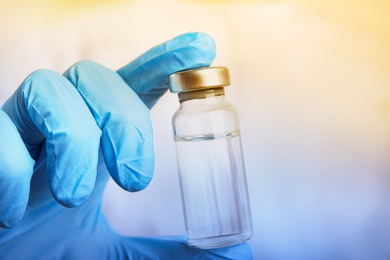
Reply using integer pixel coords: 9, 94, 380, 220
169, 67, 253, 249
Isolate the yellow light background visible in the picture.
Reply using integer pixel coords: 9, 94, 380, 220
1, 0, 390, 258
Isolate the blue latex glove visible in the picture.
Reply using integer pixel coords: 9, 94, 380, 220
0, 32, 252, 259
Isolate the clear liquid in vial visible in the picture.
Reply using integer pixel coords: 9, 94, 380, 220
174, 130, 253, 249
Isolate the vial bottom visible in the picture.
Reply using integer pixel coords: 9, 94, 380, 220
188, 231, 253, 249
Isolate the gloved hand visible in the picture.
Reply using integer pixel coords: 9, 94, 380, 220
0, 32, 252, 259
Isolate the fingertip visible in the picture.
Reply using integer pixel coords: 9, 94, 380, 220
0, 206, 25, 229
116, 156, 154, 192
52, 196, 84, 208
102, 120, 155, 192
46, 128, 101, 208
49, 159, 98, 208
180, 31, 217, 65
156, 31, 217, 70
0, 220, 17, 229
51, 183, 93, 208
0, 180, 30, 228
107, 140, 155, 193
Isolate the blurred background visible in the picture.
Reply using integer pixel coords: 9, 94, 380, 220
1, 0, 390, 259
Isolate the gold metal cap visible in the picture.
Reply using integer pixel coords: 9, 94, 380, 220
169, 67, 230, 93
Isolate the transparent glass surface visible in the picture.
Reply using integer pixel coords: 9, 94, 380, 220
173, 94, 253, 249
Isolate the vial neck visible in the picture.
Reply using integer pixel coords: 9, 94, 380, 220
178, 87, 225, 103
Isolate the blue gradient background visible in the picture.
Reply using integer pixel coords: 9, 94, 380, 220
1, 0, 390, 259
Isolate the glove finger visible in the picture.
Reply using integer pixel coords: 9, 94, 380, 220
64, 61, 154, 192
117, 32, 216, 108
119, 236, 253, 260
0, 110, 34, 228
2, 70, 102, 207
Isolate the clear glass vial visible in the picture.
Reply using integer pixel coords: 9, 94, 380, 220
169, 67, 253, 249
